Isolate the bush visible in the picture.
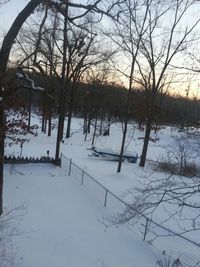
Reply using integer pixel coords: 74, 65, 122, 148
156, 160, 177, 174
155, 136, 200, 177
155, 159, 200, 177
156, 254, 182, 267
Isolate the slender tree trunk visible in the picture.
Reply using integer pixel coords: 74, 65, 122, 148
55, 2, 68, 164
92, 116, 98, 146
107, 113, 111, 136
83, 100, 88, 134
87, 117, 92, 134
99, 108, 104, 136
47, 101, 52, 137
44, 115, 47, 134
0, 105, 5, 215
55, 90, 65, 163
139, 117, 152, 167
117, 123, 127, 173
27, 90, 32, 131
66, 108, 72, 138
59, 106, 65, 140
41, 105, 46, 133
83, 116, 87, 134
117, 54, 135, 173
66, 86, 74, 138
117, 93, 130, 173
84, 122, 88, 142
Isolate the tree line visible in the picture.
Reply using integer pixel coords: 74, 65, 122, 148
11, 69, 200, 131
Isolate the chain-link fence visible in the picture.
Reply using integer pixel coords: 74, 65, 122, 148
61, 154, 200, 267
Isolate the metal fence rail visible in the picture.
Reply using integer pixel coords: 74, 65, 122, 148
61, 154, 200, 267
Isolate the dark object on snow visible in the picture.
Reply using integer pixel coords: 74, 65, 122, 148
103, 129, 109, 136
91, 146, 138, 163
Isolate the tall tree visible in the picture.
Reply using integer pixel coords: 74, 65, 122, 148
0, 0, 120, 213
137, 0, 200, 167
0, 0, 43, 215
105, 0, 150, 172
53, 0, 119, 163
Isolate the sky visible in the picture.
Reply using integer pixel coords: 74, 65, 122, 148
0, 0, 27, 32
1, 0, 200, 97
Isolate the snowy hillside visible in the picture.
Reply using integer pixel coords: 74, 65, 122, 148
4, 115, 200, 266
4, 164, 157, 267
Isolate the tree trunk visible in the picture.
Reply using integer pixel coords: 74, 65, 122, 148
66, 86, 74, 139
27, 90, 32, 131
83, 97, 88, 134
44, 115, 47, 134
0, 0, 42, 215
0, 0, 42, 74
47, 101, 52, 137
87, 117, 92, 134
92, 116, 98, 146
66, 108, 72, 138
99, 108, 104, 136
83, 116, 87, 134
41, 110, 45, 132
117, 96, 130, 173
55, 2, 68, 164
107, 113, 111, 136
55, 92, 65, 163
0, 105, 5, 215
139, 118, 152, 167
59, 106, 65, 140
117, 123, 127, 173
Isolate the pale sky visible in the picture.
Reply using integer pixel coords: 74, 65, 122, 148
0, 0, 27, 32
1, 0, 200, 97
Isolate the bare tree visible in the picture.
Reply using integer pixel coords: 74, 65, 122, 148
17, 1, 119, 163
0, 0, 10, 6
136, 0, 200, 167
125, 172, 200, 233
53, 1, 119, 163
16, 9, 60, 135
0, 0, 120, 213
85, 64, 115, 144
0, 0, 43, 215
105, 0, 151, 172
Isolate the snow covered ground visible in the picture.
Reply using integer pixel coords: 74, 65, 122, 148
5, 117, 176, 196
4, 164, 157, 267
4, 115, 200, 266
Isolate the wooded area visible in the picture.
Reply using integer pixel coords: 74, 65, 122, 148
1, 0, 200, 218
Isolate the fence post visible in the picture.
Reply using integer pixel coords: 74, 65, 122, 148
68, 159, 72, 176
104, 189, 108, 207
81, 170, 84, 185
143, 218, 149, 241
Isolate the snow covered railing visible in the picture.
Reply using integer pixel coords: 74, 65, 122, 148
4, 155, 55, 164
61, 153, 200, 267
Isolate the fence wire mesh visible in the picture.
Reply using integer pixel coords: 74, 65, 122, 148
61, 154, 200, 267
